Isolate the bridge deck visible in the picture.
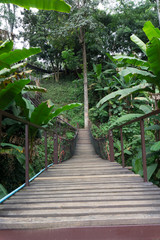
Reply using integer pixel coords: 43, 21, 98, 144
1, 129, 160, 236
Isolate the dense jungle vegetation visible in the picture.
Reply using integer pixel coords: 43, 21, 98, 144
1, 0, 160, 199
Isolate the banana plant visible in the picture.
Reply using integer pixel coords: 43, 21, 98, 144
97, 21, 160, 108
0, 40, 44, 110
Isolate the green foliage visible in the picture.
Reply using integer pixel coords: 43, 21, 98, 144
23, 85, 47, 92
130, 34, 146, 54
0, 0, 71, 12
139, 105, 152, 114
41, 78, 84, 127
145, 125, 160, 131
51, 103, 82, 119
0, 63, 26, 77
119, 67, 155, 79
0, 79, 30, 110
97, 82, 150, 107
0, 142, 35, 178
143, 21, 160, 41
66, 131, 75, 140
147, 37, 160, 77
1, 142, 23, 152
15, 94, 35, 119
32, 136, 53, 173
30, 100, 54, 126
150, 141, 160, 152
113, 55, 149, 68
147, 163, 158, 181
0, 184, 8, 199
0, 40, 13, 55
132, 157, 143, 176
62, 49, 80, 70
110, 113, 143, 129
0, 47, 41, 70
89, 107, 108, 123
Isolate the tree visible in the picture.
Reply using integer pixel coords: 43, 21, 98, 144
22, 10, 76, 81
64, 0, 104, 128
156, 0, 160, 26
0, 3, 17, 40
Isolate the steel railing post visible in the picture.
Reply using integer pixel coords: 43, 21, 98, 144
109, 130, 115, 162
120, 127, 125, 168
25, 124, 29, 186
140, 119, 148, 182
54, 133, 58, 164
44, 131, 47, 170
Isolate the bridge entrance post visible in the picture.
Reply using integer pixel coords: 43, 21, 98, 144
120, 127, 125, 168
140, 119, 148, 182
109, 130, 115, 162
25, 124, 29, 186
44, 131, 48, 170
54, 134, 58, 164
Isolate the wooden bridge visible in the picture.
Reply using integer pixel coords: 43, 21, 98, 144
1, 129, 160, 240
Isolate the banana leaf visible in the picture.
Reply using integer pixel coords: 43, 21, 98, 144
110, 113, 143, 128
0, 79, 30, 110
0, 0, 71, 13
30, 100, 54, 126
143, 21, 160, 41
23, 85, 47, 92
97, 82, 150, 107
130, 34, 146, 55
0, 63, 26, 78
150, 141, 160, 152
147, 37, 160, 76
0, 47, 41, 70
15, 94, 35, 119
50, 103, 82, 120
113, 55, 149, 68
0, 40, 13, 55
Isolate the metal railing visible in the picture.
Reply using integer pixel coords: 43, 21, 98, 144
89, 130, 109, 159
0, 109, 78, 201
54, 117, 78, 163
107, 109, 160, 182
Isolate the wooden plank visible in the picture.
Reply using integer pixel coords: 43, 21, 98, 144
35, 174, 142, 180
2, 199, 160, 210
1, 129, 160, 231
1, 214, 160, 229
4, 196, 160, 204
14, 189, 160, 196
1, 206, 160, 217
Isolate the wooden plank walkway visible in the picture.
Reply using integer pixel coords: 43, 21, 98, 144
1, 129, 160, 239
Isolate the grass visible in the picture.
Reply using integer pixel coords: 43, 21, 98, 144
41, 76, 84, 128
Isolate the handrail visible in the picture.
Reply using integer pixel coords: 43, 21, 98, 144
57, 116, 77, 131
0, 110, 46, 130
108, 109, 160, 182
112, 108, 160, 129
0, 109, 78, 191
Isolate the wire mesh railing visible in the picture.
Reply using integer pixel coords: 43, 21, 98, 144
58, 131, 78, 162
89, 128, 110, 160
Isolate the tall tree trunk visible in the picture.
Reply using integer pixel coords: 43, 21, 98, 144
156, 0, 160, 27
80, 27, 89, 128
